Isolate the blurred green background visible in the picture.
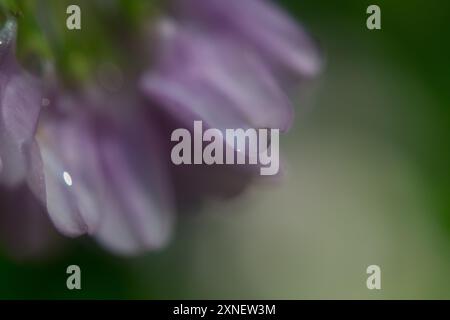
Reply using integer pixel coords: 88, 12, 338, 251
1, 0, 449, 299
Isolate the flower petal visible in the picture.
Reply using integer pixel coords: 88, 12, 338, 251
38, 113, 103, 237
38, 93, 174, 254
0, 20, 43, 187
174, 0, 322, 78
94, 114, 174, 255
142, 20, 293, 133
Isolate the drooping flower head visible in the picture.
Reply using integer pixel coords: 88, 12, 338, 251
0, 0, 322, 257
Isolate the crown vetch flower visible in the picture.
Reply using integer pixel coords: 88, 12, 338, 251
0, 0, 321, 256
139, 0, 321, 206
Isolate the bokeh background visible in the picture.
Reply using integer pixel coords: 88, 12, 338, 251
1, 0, 449, 299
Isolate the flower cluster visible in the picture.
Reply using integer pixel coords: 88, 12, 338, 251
0, 0, 321, 256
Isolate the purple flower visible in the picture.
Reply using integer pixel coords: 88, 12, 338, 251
0, 0, 321, 256
37, 93, 174, 255
139, 0, 321, 205
142, 0, 322, 137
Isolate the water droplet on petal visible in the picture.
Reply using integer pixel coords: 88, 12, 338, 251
63, 171, 73, 186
